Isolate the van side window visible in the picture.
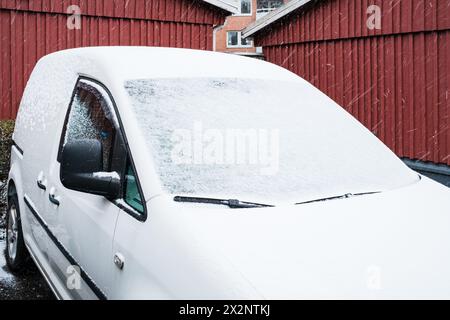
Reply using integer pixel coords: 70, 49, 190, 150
60, 80, 116, 171
124, 160, 144, 213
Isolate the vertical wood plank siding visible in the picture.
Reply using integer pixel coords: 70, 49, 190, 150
0, 0, 226, 119
254, 0, 450, 166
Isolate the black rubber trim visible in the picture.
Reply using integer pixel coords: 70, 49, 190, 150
12, 140, 24, 155
403, 158, 450, 176
23, 196, 107, 300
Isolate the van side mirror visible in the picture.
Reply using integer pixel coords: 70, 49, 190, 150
60, 139, 121, 198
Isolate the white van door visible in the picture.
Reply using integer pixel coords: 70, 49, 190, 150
43, 79, 123, 300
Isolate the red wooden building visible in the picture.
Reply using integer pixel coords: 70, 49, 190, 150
0, 0, 236, 119
244, 0, 450, 176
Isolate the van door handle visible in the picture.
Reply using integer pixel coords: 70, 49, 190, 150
37, 172, 47, 190
48, 188, 60, 206
37, 178, 47, 190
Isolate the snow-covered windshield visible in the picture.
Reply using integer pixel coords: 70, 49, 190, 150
125, 78, 417, 204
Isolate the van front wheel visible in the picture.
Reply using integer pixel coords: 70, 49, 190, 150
5, 194, 29, 273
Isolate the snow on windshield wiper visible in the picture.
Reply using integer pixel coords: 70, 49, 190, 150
295, 191, 381, 205
173, 196, 274, 209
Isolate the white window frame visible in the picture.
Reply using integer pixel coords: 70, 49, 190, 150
227, 31, 253, 48
234, 0, 253, 16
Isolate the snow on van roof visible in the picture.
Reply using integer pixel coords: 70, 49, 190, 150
14, 47, 301, 150
41, 46, 299, 82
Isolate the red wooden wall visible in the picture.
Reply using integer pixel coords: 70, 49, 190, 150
0, 0, 227, 119
254, 0, 450, 166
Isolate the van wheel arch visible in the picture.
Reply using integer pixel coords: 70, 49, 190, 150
5, 180, 31, 273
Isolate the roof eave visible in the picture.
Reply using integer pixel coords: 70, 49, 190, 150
202, 0, 239, 14
242, 0, 313, 38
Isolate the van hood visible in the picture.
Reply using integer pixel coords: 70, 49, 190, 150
153, 177, 450, 299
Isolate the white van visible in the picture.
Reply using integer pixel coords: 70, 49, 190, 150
5, 47, 450, 300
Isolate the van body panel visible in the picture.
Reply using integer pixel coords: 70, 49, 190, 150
8, 47, 450, 300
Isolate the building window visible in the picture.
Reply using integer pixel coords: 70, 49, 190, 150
238, 0, 252, 15
257, 0, 284, 19
227, 31, 253, 48
257, 0, 284, 10
227, 31, 238, 47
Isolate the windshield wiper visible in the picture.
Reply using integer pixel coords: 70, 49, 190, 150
173, 196, 274, 209
295, 191, 381, 205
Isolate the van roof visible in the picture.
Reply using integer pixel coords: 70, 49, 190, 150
41, 47, 299, 83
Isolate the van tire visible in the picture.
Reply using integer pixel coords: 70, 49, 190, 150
5, 194, 30, 273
